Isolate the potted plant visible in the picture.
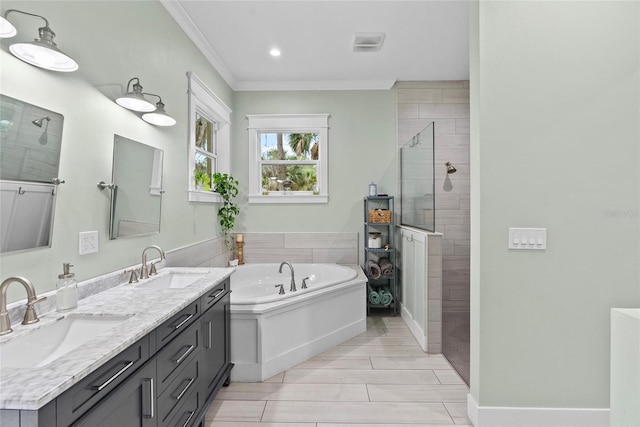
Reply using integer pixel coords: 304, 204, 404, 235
211, 172, 240, 252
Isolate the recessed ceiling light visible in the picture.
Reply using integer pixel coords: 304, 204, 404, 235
270, 48, 281, 57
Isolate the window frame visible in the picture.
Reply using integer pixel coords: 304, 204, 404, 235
186, 72, 232, 203
247, 114, 329, 204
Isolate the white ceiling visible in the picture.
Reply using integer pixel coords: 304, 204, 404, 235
161, 1, 470, 91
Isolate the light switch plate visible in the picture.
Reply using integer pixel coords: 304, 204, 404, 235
509, 227, 546, 250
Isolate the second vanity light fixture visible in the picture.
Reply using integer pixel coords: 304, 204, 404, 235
1, 9, 78, 72
115, 78, 176, 127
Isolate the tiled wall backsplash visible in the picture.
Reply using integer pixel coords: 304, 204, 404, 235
397, 81, 470, 313
166, 232, 360, 267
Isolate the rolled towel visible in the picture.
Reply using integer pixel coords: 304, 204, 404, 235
379, 286, 393, 306
366, 259, 382, 279
378, 257, 394, 277
368, 284, 381, 305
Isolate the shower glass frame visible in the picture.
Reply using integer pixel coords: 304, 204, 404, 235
400, 122, 435, 232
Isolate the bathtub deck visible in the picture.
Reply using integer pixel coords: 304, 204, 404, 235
204, 315, 471, 426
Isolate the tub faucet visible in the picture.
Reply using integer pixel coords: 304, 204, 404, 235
140, 245, 166, 280
0, 276, 47, 336
278, 262, 296, 292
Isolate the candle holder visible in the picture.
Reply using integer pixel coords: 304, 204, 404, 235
237, 241, 244, 265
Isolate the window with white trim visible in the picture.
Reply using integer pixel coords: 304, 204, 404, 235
186, 72, 232, 203
247, 114, 329, 204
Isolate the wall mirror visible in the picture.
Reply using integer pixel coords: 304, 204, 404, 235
400, 122, 435, 232
109, 135, 163, 239
0, 94, 64, 253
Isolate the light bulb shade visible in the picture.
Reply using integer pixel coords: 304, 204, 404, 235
142, 102, 176, 126
0, 16, 17, 38
116, 80, 156, 112
9, 26, 78, 72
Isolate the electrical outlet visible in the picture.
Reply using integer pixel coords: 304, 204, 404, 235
79, 231, 99, 255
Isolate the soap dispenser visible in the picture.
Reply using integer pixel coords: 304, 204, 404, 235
56, 263, 78, 312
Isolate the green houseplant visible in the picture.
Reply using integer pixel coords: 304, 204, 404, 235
194, 170, 210, 191
211, 172, 239, 250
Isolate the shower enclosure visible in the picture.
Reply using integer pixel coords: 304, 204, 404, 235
400, 122, 435, 231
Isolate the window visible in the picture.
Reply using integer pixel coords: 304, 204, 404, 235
187, 72, 232, 203
247, 114, 329, 204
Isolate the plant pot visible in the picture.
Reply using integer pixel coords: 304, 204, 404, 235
229, 259, 239, 267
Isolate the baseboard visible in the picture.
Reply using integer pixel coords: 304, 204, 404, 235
467, 393, 610, 427
400, 303, 428, 351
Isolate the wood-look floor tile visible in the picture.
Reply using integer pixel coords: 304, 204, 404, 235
355, 328, 388, 337
444, 402, 469, 418
320, 345, 426, 357
283, 368, 440, 385
319, 424, 469, 427
371, 355, 452, 370
263, 372, 285, 383
293, 356, 373, 370
261, 401, 453, 424
218, 383, 369, 401
206, 422, 314, 427
205, 400, 266, 422
434, 369, 466, 384
368, 384, 469, 402
342, 336, 420, 346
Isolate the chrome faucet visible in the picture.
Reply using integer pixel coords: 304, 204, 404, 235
0, 277, 47, 336
140, 245, 166, 280
278, 262, 296, 292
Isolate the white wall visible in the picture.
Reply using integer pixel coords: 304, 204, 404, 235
471, 0, 640, 415
0, 0, 232, 303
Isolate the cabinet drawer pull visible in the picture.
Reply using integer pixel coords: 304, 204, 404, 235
172, 344, 195, 365
172, 377, 195, 401
93, 360, 135, 391
179, 410, 196, 427
209, 288, 224, 300
205, 321, 212, 349
171, 313, 195, 330
143, 377, 155, 418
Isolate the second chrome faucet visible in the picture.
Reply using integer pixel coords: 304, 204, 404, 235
278, 261, 296, 292
140, 245, 165, 280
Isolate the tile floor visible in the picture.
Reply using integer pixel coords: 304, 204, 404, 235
204, 315, 472, 426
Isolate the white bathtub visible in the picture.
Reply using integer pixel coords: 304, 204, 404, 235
229, 263, 367, 382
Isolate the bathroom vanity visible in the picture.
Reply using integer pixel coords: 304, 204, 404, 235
0, 267, 233, 427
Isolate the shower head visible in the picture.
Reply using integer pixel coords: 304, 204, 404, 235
32, 116, 50, 127
446, 161, 457, 174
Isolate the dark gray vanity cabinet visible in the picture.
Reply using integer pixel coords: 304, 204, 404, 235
42, 277, 232, 427
70, 361, 156, 427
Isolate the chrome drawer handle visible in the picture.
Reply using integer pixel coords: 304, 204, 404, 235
93, 360, 135, 391
180, 410, 195, 427
172, 345, 195, 365
209, 288, 224, 299
206, 321, 212, 349
171, 313, 195, 330
143, 377, 154, 419
172, 377, 195, 401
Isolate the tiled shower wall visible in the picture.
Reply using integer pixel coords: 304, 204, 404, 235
396, 81, 470, 313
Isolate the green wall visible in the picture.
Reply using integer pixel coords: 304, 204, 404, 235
0, 0, 232, 302
231, 90, 397, 252
471, 0, 640, 410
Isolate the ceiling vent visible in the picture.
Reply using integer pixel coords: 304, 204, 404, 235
352, 33, 385, 52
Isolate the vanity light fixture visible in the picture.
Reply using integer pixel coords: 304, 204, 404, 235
115, 77, 156, 112
141, 93, 176, 127
270, 48, 281, 57
0, 16, 16, 38
4, 9, 78, 72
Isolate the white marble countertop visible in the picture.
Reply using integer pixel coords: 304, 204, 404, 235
0, 267, 234, 410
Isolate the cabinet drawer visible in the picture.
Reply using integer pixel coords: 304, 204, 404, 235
158, 358, 200, 426
157, 319, 200, 395
57, 335, 150, 427
201, 278, 229, 310
163, 390, 200, 427
156, 300, 200, 348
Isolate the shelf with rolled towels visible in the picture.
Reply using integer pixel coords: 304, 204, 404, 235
368, 284, 394, 306
365, 257, 394, 279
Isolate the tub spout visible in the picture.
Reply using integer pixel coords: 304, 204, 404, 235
278, 262, 296, 292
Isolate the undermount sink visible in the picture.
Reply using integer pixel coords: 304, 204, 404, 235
137, 271, 207, 289
0, 313, 133, 369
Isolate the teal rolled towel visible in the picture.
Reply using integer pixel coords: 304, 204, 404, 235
379, 286, 393, 306
368, 284, 381, 305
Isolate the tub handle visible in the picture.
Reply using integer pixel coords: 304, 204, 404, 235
275, 284, 285, 295
302, 277, 310, 289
